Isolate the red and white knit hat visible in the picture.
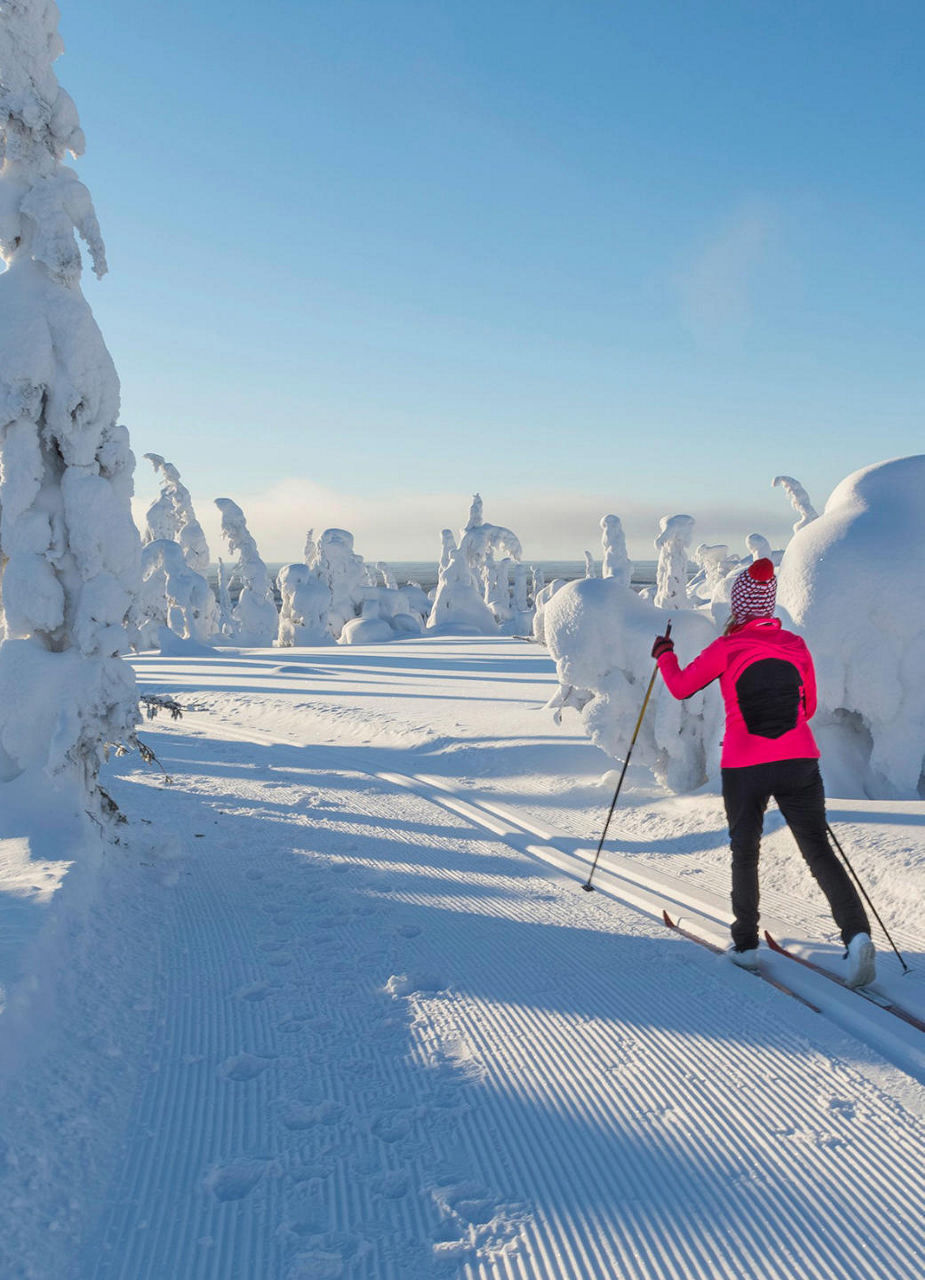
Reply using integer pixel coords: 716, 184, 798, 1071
730, 557, 776, 624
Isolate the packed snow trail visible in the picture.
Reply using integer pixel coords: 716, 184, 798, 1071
3, 638, 925, 1278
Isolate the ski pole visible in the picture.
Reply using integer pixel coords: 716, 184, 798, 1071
582, 622, 669, 893
826, 822, 910, 973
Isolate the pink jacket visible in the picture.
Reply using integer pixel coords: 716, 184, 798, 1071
657, 617, 820, 769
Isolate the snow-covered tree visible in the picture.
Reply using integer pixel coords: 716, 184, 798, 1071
316, 527, 366, 638
276, 563, 332, 646
583, 550, 596, 578
427, 544, 498, 634
143, 453, 210, 574
773, 475, 818, 533
654, 514, 695, 610
138, 539, 216, 648
458, 493, 523, 586
303, 527, 316, 568
214, 498, 277, 645
0, 1, 140, 805
600, 515, 632, 587
439, 528, 456, 574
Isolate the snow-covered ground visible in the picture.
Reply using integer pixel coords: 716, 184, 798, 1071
2, 636, 925, 1279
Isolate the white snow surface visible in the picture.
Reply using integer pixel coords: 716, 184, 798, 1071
2, 635, 925, 1279
777, 454, 925, 798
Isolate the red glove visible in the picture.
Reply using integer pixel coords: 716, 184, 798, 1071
651, 633, 674, 660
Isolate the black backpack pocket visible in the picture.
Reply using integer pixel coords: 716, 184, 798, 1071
735, 658, 802, 739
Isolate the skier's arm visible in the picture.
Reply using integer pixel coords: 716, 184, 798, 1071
799, 643, 818, 720
656, 639, 727, 700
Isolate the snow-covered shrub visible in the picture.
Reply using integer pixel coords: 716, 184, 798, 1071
654, 514, 695, 609
400, 582, 431, 624
544, 578, 722, 792
214, 498, 278, 645
601, 515, 632, 587
773, 475, 818, 533
143, 453, 210, 575
316, 527, 366, 638
427, 546, 498, 634
0, 3, 140, 805
276, 563, 332, 646
138, 540, 216, 648
777, 454, 925, 797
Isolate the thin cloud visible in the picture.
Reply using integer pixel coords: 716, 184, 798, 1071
677, 201, 776, 345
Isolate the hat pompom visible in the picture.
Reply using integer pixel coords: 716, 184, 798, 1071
749, 557, 775, 582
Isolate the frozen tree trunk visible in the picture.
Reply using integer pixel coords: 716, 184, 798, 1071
600, 515, 632, 587
773, 475, 818, 533
654, 515, 695, 610
0, 1, 140, 804
143, 453, 210, 575
214, 498, 277, 645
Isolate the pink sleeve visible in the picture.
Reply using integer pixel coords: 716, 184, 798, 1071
657, 638, 728, 699
799, 642, 818, 720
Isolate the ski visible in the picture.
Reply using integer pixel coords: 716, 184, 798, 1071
662, 912, 821, 1011
764, 932, 925, 1033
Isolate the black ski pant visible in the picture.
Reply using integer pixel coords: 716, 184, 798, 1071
721, 757, 870, 951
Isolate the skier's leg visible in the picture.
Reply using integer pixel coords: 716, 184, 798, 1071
773, 759, 870, 945
722, 766, 770, 950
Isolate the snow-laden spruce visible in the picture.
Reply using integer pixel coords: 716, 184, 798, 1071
428, 540, 498, 634
653, 513, 695, 609
143, 453, 210, 575
777, 454, 925, 798
214, 498, 277, 645
138, 539, 216, 649
0, 0, 140, 806
543, 577, 722, 791
276, 562, 331, 646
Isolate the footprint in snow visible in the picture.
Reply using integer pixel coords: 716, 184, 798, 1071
279, 1099, 345, 1130
203, 1158, 267, 1202
286, 1252, 343, 1280
373, 1170, 409, 1199
371, 1111, 412, 1144
234, 981, 277, 1002
220, 1053, 277, 1081
397, 924, 421, 938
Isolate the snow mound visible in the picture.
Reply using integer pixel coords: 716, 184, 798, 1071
777, 454, 925, 796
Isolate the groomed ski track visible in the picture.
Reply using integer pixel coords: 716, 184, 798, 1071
56, 643, 925, 1276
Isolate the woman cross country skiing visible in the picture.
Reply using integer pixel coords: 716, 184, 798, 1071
651, 557, 876, 988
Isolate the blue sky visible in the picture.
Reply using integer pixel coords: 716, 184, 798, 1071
60, 0, 924, 560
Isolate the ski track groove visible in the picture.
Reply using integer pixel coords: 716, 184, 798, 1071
82, 708, 925, 1279
343, 789, 925, 1280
